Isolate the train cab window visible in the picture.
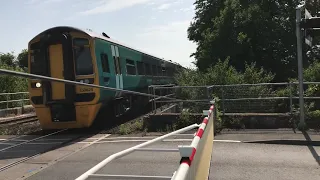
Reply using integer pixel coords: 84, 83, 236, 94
145, 63, 151, 75
126, 59, 136, 75
137, 61, 145, 75
73, 38, 93, 75
152, 65, 157, 76
100, 53, 110, 73
30, 49, 46, 76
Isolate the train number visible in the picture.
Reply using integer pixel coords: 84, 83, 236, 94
80, 87, 93, 92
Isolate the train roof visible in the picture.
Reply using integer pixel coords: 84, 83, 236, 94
30, 26, 182, 67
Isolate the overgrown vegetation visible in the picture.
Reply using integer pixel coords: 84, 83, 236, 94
169, 0, 320, 131
0, 51, 28, 109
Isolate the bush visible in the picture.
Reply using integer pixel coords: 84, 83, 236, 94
174, 58, 274, 124
0, 62, 28, 109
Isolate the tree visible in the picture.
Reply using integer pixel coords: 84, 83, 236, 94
188, 0, 301, 82
0, 52, 15, 67
17, 49, 28, 70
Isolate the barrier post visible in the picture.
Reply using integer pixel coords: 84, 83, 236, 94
173, 102, 215, 180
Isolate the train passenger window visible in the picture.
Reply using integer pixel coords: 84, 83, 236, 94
152, 65, 157, 76
126, 59, 136, 75
162, 67, 166, 76
73, 38, 93, 75
167, 68, 173, 76
145, 63, 151, 75
137, 62, 145, 75
100, 53, 110, 73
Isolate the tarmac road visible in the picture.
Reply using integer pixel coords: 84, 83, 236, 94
1, 129, 319, 180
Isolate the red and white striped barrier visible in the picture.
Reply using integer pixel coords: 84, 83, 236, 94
172, 104, 215, 180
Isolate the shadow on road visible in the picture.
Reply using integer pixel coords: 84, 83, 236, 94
302, 131, 320, 166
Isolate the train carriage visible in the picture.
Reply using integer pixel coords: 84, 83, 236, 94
28, 26, 182, 129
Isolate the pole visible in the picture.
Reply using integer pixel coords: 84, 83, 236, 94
296, 5, 306, 128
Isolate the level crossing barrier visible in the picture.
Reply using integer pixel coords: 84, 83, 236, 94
172, 103, 215, 180
75, 101, 216, 180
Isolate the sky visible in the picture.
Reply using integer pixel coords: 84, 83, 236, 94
0, 0, 197, 68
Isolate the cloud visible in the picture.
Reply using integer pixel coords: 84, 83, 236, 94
157, 3, 171, 10
26, 0, 63, 5
81, 0, 153, 15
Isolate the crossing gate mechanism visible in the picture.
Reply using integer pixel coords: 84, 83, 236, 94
75, 101, 216, 180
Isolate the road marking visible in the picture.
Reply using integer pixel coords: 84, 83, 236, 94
213, 140, 242, 143
19, 134, 111, 180
78, 140, 148, 144
0, 142, 16, 145
163, 139, 193, 142
77, 138, 194, 144
77, 139, 243, 144
84, 134, 195, 140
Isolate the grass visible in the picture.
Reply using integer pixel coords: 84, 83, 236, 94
0, 121, 42, 135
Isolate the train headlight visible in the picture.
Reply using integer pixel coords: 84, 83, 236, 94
35, 82, 41, 88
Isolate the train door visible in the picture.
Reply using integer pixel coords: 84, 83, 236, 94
42, 32, 76, 122
48, 44, 65, 100
111, 45, 123, 97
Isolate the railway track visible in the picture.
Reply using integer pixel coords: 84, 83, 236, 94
0, 128, 78, 172
0, 103, 172, 175
0, 115, 38, 126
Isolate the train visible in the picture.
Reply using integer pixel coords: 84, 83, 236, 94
28, 26, 183, 129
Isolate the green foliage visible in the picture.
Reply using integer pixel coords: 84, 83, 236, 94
0, 52, 16, 67
0, 51, 28, 109
118, 120, 144, 135
174, 58, 275, 127
174, 110, 194, 130
188, 0, 301, 82
17, 49, 28, 70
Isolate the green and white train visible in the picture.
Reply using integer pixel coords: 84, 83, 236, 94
28, 26, 182, 129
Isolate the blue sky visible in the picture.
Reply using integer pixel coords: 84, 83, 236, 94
0, 0, 197, 68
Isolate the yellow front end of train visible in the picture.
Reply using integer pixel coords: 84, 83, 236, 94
28, 27, 101, 129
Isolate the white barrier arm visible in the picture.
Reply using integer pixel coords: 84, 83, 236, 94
75, 123, 200, 180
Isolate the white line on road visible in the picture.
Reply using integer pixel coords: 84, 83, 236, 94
213, 140, 242, 143
19, 134, 112, 180
85, 134, 195, 141
77, 139, 242, 144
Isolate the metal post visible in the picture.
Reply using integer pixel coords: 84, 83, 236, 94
153, 87, 157, 114
221, 86, 225, 115
296, 5, 306, 128
206, 87, 210, 101
6, 94, 8, 109
289, 82, 293, 115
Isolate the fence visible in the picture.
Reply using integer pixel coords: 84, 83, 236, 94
148, 85, 213, 114
75, 102, 216, 180
209, 82, 320, 115
0, 92, 30, 110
